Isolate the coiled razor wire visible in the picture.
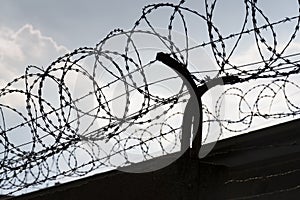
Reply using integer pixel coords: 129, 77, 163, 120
1, 0, 300, 194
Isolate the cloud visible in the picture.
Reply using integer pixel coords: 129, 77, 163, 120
229, 40, 300, 68
0, 24, 68, 85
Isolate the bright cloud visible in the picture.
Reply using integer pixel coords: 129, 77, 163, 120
0, 24, 68, 85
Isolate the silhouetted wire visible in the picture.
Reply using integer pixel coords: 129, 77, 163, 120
0, 0, 300, 195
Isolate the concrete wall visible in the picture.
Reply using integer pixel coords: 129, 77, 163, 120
12, 119, 300, 200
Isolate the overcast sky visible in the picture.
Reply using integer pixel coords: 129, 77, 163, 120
0, 0, 299, 141
0, 0, 181, 49
1, 0, 300, 195
0, 0, 297, 67
0, 0, 299, 133
0, 0, 299, 137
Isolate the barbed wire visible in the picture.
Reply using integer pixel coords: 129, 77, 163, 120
225, 167, 300, 200
0, 0, 300, 195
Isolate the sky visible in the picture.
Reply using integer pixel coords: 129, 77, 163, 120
0, 0, 298, 77
0, 0, 300, 156
0, 0, 299, 154
0, 0, 182, 49
1, 0, 300, 194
